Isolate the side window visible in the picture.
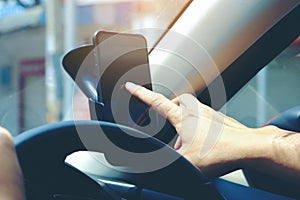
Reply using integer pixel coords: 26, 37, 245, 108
222, 37, 300, 128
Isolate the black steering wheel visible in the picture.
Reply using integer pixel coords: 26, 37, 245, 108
15, 120, 222, 200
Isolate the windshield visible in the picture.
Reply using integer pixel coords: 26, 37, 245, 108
223, 36, 300, 128
219, 35, 300, 186
0, 0, 190, 135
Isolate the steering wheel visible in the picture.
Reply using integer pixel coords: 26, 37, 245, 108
15, 120, 222, 200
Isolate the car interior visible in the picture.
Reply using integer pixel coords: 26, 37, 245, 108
0, 0, 299, 199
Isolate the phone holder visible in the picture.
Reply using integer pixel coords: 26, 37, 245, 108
61, 44, 150, 125
62, 43, 178, 144
62, 44, 108, 121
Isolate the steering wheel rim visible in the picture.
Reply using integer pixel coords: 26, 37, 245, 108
15, 120, 220, 199
15, 120, 123, 200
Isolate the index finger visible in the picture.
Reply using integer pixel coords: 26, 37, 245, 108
125, 82, 182, 126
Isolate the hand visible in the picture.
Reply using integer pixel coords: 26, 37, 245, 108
0, 127, 25, 200
125, 82, 271, 178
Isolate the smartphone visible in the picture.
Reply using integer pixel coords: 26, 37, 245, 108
93, 31, 154, 129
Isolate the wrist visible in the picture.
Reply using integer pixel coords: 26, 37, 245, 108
239, 126, 279, 168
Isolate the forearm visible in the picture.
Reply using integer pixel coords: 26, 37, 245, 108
242, 125, 300, 185
190, 124, 300, 182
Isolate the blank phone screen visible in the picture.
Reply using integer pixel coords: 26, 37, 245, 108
94, 32, 153, 127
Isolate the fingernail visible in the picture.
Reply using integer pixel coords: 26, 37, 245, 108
125, 82, 139, 93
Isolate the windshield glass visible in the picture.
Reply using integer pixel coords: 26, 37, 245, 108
222, 36, 300, 128
219, 36, 300, 186
0, 0, 190, 135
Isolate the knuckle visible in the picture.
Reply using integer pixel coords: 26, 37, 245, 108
179, 93, 194, 99
151, 93, 164, 106
179, 93, 198, 104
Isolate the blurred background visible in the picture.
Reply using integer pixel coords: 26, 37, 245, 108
0, 0, 189, 135
0, 0, 299, 139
